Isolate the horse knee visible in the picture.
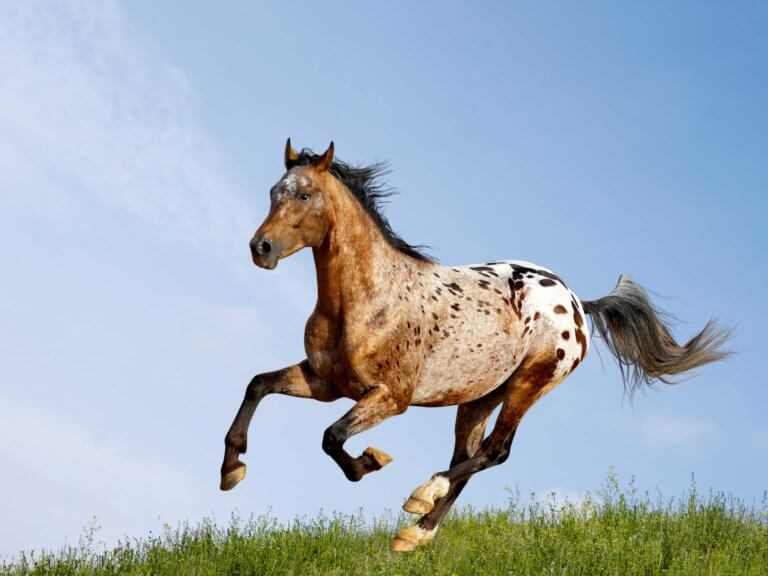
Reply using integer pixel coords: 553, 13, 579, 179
322, 426, 343, 455
246, 372, 279, 401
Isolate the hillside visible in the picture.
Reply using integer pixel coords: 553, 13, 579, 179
4, 478, 766, 575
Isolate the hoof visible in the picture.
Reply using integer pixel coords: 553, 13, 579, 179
220, 462, 246, 491
363, 446, 393, 469
390, 525, 436, 552
403, 496, 433, 515
402, 475, 450, 515
390, 536, 418, 552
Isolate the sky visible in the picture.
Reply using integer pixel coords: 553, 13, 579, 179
1, 0, 766, 558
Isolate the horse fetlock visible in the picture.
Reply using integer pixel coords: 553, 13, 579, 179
390, 524, 437, 553
403, 475, 450, 515
225, 431, 247, 453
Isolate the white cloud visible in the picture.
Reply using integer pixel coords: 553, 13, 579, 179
0, 0, 249, 249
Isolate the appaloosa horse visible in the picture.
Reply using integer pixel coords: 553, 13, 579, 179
220, 140, 731, 551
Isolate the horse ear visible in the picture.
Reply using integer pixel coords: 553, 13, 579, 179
313, 141, 334, 172
284, 138, 299, 169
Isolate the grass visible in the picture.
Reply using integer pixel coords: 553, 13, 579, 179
4, 474, 767, 576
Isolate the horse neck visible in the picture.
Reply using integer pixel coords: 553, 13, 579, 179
312, 181, 416, 317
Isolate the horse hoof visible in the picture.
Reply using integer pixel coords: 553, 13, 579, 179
390, 536, 418, 552
390, 525, 436, 552
363, 446, 393, 469
220, 462, 246, 491
403, 496, 433, 515
402, 475, 450, 514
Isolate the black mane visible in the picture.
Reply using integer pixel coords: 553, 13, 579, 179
294, 149, 435, 263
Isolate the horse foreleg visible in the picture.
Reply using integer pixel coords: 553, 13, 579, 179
321, 386, 405, 482
392, 386, 504, 552
220, 360, 339, 491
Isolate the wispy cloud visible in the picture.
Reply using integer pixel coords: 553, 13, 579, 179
0, 0, 249, 248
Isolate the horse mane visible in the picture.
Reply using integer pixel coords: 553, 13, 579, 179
294, 149, 436, 263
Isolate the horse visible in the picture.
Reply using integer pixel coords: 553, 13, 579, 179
220, 140, 731, 552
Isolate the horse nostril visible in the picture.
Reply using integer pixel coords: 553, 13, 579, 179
259, 239, 272, 255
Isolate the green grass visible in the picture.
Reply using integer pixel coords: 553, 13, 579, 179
4, 475, 767, 575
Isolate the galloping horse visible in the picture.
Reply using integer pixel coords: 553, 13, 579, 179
220, 140, 731, 551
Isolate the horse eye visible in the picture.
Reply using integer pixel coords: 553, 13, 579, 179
299, 193, 311, 202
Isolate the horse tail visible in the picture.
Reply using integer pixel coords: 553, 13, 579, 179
581, 275, 732, 397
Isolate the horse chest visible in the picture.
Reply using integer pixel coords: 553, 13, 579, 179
305, 311, 370, 393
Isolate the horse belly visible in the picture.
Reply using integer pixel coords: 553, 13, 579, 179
411, 338, 523, 406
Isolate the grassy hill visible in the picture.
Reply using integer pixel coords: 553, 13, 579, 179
4, 476, 767, 575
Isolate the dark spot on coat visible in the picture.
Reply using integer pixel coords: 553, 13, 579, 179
554, 305, 568, 314
556, 348, 565, 360
571, 358, 580, 371
562, 330, 570, 340
470, 266, 499, 277
451, 303, 460, 311
539, 278, 556, 287
575, 328, 587, 360
443, 282, 463, 293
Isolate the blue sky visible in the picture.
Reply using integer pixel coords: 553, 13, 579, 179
1, 0, 766, 557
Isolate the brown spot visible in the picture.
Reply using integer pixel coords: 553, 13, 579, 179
534, 311, 541, 320
539, 278, 556, 287
451, 303, 460, 311
554, 305, 568, 314
432, 312, 439, 320
562, 330, 570, 340
556, 348, 565, 360
443, 282, 463, 293
514, 280, 524, 290
573, 309, 584, 327
575, 328, 587, 360
571, 358, 580, 372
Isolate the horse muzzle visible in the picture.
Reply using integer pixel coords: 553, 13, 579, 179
250, 235, 281, 269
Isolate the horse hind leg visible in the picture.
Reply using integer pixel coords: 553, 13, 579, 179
392, 385, 505, 552
392, 351, 564, 552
